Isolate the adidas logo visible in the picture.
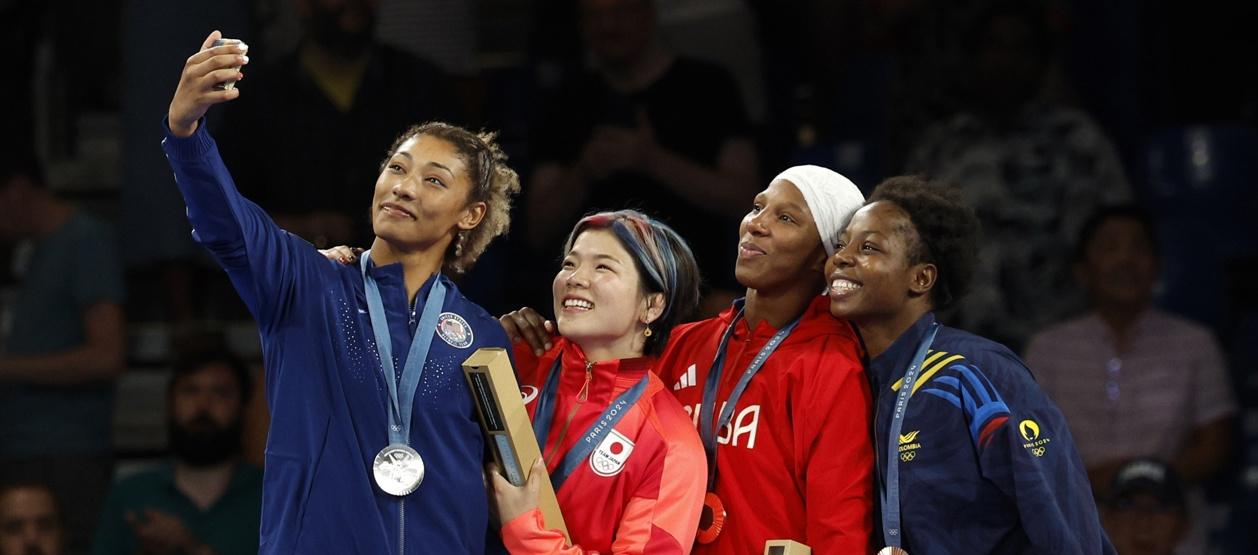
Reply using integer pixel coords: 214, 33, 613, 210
673, 364, 698, 391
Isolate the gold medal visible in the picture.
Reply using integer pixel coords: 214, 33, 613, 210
876, 547, 909, 555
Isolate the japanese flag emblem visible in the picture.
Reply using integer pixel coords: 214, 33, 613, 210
590, 429, 635, 477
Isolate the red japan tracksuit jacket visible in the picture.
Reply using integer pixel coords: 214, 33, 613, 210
504, 339, 707, 554
656, 296, 875, 554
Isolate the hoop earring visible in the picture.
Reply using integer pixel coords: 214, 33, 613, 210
643, 327, 653, 338
454, 232, 465, 257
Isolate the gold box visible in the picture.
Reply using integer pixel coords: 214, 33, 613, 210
764, 540, 811, 555
463, 348, 569, 543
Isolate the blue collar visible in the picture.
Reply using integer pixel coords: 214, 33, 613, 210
868, 313, 939, 391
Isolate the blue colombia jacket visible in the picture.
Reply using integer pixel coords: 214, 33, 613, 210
162, 121, 509, 554
868, 313, 1115, 555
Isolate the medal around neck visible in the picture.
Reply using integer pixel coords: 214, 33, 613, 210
359, 251, 445, 498
373, 443, 425, 496
696, 491, 727, 544
877, 547, 909, 555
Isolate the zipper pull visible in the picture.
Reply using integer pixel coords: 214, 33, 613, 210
578, 362, 594, 402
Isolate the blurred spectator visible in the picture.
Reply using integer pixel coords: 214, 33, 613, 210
1100, 459, 1189, 555
906, 0, 1131, 350
216, 0, 459, 249
119, 0, 253, 323
374, 0, 476, 76
0, 158, 125, 555
525, 0, 759, 314
655, 0, 766, 122
93, 352, 262, 555
0, 482, 63, 555
1026, 205, 1236, 552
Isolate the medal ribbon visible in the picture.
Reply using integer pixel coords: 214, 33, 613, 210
532, 355, 650, 491
881, 322, 939, 548
361, 251, 447, 445
698, 298, 801, 491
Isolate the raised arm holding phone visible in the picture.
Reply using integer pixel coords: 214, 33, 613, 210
163, 30, 520, 554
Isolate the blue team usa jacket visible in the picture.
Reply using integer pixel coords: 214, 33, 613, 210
162, 122, 510, 554
869, 313, 1115, 555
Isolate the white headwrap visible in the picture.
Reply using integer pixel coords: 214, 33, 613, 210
771, 165, 865, 256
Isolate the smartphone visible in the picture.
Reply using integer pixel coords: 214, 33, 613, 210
211, 38, 243, 91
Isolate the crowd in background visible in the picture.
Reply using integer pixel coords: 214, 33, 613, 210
1, 0, 1256, 554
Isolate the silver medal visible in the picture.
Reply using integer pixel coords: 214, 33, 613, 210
373, 443, 425, 496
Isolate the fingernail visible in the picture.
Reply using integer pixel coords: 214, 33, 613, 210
240, 55, 250, 64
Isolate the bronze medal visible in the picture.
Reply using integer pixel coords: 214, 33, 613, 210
696, 491, 727, 544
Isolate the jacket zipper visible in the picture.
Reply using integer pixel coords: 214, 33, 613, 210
544, 362, 595, 465
578, 361, 593, 401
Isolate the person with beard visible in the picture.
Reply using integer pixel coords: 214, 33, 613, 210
215, 0, 459, 248
91, 353, 261, 555
0, 482, 63, 555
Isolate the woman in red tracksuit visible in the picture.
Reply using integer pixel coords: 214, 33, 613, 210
490, 210, 707, 554
500, 166, 875, 554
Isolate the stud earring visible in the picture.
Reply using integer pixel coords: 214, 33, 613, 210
454, 232, 465, 257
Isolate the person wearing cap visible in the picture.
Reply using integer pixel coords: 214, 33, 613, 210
501, 166, 873, 553
1100, 459, 1188, 555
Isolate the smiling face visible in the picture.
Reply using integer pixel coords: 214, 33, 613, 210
552, 229, 658, 359
734, 179, 828, 293
827, 201, 934, 325
371, 135, 486, 253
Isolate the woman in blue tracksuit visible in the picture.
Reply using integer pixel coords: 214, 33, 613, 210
826, 176, 1114, 554
163, 31, 519, 554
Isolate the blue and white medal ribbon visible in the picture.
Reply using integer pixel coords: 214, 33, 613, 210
531, 355, 650, 492
361, 251, 447, 496
879, 322, 939, 554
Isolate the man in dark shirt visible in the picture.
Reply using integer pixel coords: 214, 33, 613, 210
93, 352, 262, 555
216, 0, 458, 248
527, 0, 759, 311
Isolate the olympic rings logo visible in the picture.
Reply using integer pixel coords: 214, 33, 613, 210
1031, 447, 1046, 457
900, 451, 917, 462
